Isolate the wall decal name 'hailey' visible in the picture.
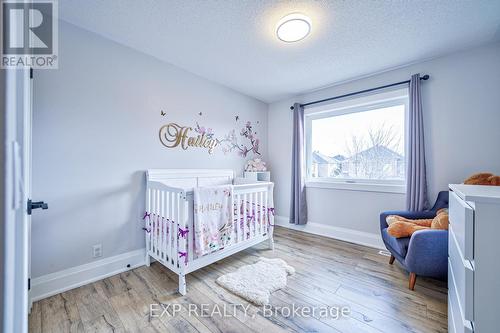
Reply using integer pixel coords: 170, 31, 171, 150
159, 120, 261, 157
159, 123, 218, 154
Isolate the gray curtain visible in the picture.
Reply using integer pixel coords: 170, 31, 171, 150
290, 103, 307, 224
406, 74, 428, 211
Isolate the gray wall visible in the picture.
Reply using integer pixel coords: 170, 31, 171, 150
32, 22, 268, 277
268, 42, 500, 235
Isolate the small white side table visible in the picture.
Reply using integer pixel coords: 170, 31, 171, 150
244, 171, 270, 182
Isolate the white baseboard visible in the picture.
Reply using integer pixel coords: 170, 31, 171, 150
274, 215, 384, 249
30, 249, 146, 302
30, 219, 384, 303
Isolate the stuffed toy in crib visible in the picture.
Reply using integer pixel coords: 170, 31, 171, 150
386, 208, 449, 238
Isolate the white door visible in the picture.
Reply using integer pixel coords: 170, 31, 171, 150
2, 68, 45, 333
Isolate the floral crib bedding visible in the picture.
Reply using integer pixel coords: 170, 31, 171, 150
193, 185, 234, 256
193, 185, 273, 257
143, 184, 273, 260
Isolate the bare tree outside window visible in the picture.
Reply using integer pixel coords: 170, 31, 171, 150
310, 103, 406, 182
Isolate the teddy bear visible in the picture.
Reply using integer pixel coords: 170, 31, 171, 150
464, 172, 500, 186
386, 208, 449, 238
245, 158, 267, 172
385, 172, 500, 239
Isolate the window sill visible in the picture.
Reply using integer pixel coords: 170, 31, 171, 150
305, 180, 406, 194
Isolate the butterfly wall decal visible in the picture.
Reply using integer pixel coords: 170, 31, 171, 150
235, 115, 239, 122
199, 112, 203, 116
160, 110, 166, 116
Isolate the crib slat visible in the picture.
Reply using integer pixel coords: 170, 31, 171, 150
178, 193, 188, 268
156, 189, 160, 255
165, 192, 172, 264
249, 192, 255, 238
239, 193, 243, 242
239, 193, 243, 243
235, 194, 243, 243
188, 198, 194, 263
160, 190, 167, 260
256, 192, 260, 237
160, 190, 165, 261
146, 188, 151, 253
149, 189, 153, 253
173, 193, 179, 269
244, 193, 248, 241
259, 191, 263, 236
230, 191, 235, 246
167, 192, 174, 266
268, 184, 275, 234
153, 190, 160, 255
158, 191, 162, 260
168, 192, 173, 267
149, 190, 156, 252
264, 190, 268, 235
254, 191, 258, 236
233, 193, 238, 243
246, 192, 251, 239
165, 191, 170, 264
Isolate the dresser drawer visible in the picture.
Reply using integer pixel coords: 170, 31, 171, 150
449, 261, 474, 333
449, 229, 474, 321
449, 191, 474, 260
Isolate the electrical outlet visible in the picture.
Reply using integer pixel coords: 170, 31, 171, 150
93, 244, 102, 258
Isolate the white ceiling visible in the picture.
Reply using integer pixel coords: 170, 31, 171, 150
59, 0, 500, 103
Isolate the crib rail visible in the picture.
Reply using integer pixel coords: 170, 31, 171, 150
144, 180, 274, 295
145, 182, 189, 276
232, 183, 274, 244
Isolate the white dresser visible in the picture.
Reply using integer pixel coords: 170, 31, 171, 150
448, 184, 500, 333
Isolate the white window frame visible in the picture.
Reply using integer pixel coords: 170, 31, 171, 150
304, 87, 409, 194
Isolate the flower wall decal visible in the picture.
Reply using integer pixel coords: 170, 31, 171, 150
218, 121, 261, 157
194, 122, 214, 139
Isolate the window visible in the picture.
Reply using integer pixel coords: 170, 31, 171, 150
305, 88, 408, 192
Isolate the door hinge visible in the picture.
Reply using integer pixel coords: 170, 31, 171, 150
27, 199, 48, 215
30, 68, 33, 79
28, 278, 31, 291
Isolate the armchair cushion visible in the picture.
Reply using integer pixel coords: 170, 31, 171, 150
405, 229, 448, 279
379, 191, 449, 281
381, 228, 410, 258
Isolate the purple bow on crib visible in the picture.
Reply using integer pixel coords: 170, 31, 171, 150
143, 212, 151, 220
178, 251, 188, 265
178, 227, 189, 238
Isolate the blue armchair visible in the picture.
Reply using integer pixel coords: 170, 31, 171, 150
380, 191, 449, 290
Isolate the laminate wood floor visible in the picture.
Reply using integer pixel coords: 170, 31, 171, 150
29, 227, 447, 333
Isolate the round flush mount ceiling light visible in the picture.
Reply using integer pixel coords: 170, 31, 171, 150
276, 13, 312, 43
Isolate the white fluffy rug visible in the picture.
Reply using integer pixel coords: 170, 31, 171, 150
216, 257, 295, 305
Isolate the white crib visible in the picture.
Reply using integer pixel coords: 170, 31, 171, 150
144, 169, 274, 295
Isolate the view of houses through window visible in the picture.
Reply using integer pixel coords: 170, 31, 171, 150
308, 102, 406, 183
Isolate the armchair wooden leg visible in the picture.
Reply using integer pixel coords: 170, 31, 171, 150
409, 272, 417, 290
389, 255, 395, 265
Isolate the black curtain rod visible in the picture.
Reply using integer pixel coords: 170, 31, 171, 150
290, 74, 429, 110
